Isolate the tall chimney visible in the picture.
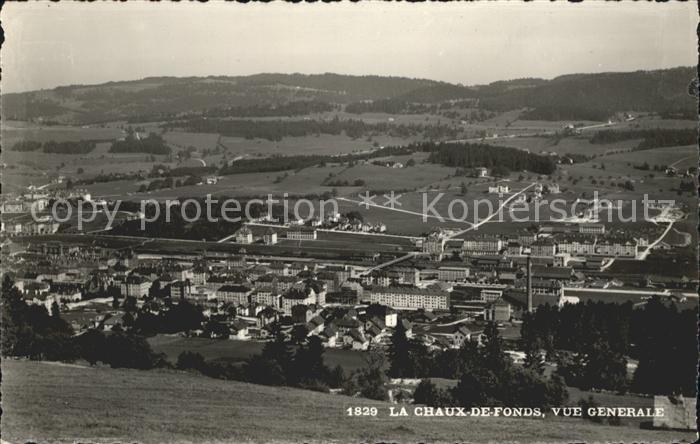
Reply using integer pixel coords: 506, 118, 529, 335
526, 254, 533, 313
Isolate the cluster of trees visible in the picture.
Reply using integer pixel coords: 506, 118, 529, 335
424, 142, 557, 175
110, 132, 170, 154
520, 298, 697, 396
394, 322, 568, 408
325, 178, 366, 187
1, 276, 166, 369
590, 128, 696, 150
122, 298, 206, 336
108, 197, 272, 240
218, 144, 416, 176
137, 175, 203, 192
202, 100, 335, 118
149, 164, 217, 178
345, 98, 433, 115
480, 67, 695, 121
174, 329, 346, 393
165, 116, 463, 142
628, 298, 697, 397
221, 154, 335, 174
11, 139, 99, 154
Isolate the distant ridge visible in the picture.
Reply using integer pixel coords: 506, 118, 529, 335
2, 67, 695, 123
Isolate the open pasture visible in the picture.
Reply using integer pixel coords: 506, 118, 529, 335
5, 360, 693, 444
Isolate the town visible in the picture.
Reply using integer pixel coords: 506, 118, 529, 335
1, 3, 697, 440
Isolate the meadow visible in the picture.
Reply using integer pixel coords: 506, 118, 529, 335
2, 359, 695, 443
148, 334, 370, 371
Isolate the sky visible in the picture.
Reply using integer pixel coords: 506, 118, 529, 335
1, 1, 697, 93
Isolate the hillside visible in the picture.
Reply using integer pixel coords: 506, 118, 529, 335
477, 67, 696, 120
2, 67, 694, 124
1, 73, 448, 124
1, 360, 696, 443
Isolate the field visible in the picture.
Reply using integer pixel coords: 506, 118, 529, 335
2, 359, 696, 443
148, 334, 370, 371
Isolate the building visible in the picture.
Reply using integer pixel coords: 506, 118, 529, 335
217, 285, 253, 305
595, 239, 638, 257
120, 275, 152, 298
554, 235, 596, 256
268, 262, 290, 276
325, 288, 359, 305
250, 290, 281, 308
578, 223, 605, 235
530, 278, 564, 297
235, 226, 253, 244
287, 228, 317, 240
422, 231, 446, 260
436, 266, 470, 282
281, 287, 317, 315
364, 285, 449, 311
546, 183, 561, 194
263, 229, 278, 245
506, 241, 523, 256
485, 299, 512, 322
389, 266, 421, 285
475, 167, 488, 177
463, 235, 503, 255
421, 324, 472, 348
530, 238, 556, 257
488, 184, 510, 194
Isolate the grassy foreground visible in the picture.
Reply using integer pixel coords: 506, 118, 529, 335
1, 359, 696, 444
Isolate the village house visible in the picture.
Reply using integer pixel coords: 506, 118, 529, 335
263, 229, 278, 245
235, 226, 254, 244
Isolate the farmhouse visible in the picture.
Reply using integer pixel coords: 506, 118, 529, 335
235, 226, 254, 244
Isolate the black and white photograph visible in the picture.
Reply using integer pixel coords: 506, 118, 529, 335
0, 1, 698, 442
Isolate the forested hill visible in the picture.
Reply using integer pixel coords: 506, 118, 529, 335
1, 74, 450, 123
477, 67, 697, 120
2, 67, 695, 123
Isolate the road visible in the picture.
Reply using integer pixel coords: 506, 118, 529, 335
361, 183, 536, 272
360, 252, 421, 275
443, 120, 617, 145
336, 196, 472, 225
638, 221, 675, 260
446, 182, 536, 240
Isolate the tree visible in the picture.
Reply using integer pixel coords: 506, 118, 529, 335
292, 336, 329, 387
176, 351, 206, 372
452, 368, 498, 407
246, 330, 293, 386
480, 322, 511, 375
290, 324, 309, 345
75, 329, 107, 365
50, 301, 61, 318
413, 379, 442, 406
356, 352, 388, 401
387, 320, 412, 378
103, 332, 162, 369
523, 337, 545, 375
